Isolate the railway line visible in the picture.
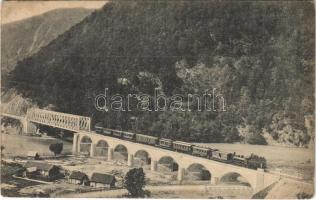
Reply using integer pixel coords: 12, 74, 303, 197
94, 123, 266, 171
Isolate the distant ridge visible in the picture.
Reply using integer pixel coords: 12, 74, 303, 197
1, 8, 93, 77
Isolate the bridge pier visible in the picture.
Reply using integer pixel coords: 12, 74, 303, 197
72, 133, 79, 154
151, 160, 158, 171
90, 144, 95, 157
21, 119, 37, 134
128, 154, 134, 167
255, 168, 265, 192
211, 177, 219, 185
177, 167, 185, 182
69, 132, 279, 192
108, 148, 114, 161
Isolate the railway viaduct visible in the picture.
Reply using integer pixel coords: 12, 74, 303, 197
1, 109, 280, 193
73, 131, 280, 193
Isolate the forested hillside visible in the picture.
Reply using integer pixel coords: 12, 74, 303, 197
7, 0, 315, 146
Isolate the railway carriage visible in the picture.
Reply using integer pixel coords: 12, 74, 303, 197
122, 131, 135, 140
94, 122, 104, 134
135, 134, 158, 145
172, 141, 193, 153
192, 146, 211, 158
112, 130, 123, 138
211, 150, 233, 162
92, 124, 267, 170
232, 155, 247, 167
102, 128, 112, 135
94, 123, 112, 136
158, 138, 173, 149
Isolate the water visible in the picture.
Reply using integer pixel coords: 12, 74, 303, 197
1, 133, 72, 157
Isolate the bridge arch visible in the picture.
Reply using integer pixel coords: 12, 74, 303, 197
79, 136, 92, 155
219, 172, 253, 189
134, 150, 151, 167
185, 163, 211, 181
72, 132, 279, 193
95, 140, 109, 157
158, 156, 179, 172
113, 144, 128, 162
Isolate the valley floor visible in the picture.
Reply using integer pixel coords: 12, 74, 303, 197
1, 131, 314, 198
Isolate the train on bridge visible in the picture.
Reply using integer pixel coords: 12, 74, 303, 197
94, 123, 267, 170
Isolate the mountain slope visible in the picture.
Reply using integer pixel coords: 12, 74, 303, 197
7, 1, 314, 145
1, 8, 93, 76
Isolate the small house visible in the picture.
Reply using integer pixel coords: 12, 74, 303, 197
27, 151, 40, 160
23, 161, 61, 181
90, 173, 116, 188
69, 171, 89, 186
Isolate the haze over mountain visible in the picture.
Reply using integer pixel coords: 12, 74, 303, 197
1, 8, 93, 77
7, 1, 315, 146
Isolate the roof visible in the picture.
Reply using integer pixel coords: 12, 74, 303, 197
26, 167, 37, 173
136, 134, 158, 139
160, 138, 172, 142
173, 141, 192, 146
90, 173, 115, 184
192, 146, 210, 151
69, 171, 88, 180
27, 151, 39, 157
24, 161, 56, 171
213, 150, 232, 155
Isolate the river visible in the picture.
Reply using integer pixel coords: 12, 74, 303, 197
1, 133, 72, 157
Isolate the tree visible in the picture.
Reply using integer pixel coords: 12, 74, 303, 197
1, 145, 5, 155
296, 192, 313, 199
49, 142, 63, 156
245, 128, 267, 145
124, 168, 146, 197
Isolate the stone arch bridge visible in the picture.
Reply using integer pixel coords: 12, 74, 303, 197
73, 131, 280, 193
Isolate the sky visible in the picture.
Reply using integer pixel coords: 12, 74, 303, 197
1, 1, 107, 24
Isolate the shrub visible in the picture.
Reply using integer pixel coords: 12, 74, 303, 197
49, 142, 63, 156
124, 168, 146, 197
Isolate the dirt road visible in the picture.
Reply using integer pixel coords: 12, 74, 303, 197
61, 184, 253, 198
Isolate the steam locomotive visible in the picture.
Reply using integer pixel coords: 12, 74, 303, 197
94, 123, 267, 170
